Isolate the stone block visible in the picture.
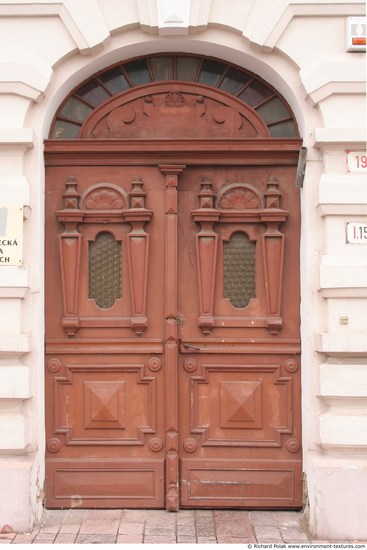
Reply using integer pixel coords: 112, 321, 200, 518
0, 412, 28, 450
320, 412, 367, 446
0, 456, 37, 533
320, 363, 367, 397
308, 451, 367, 540
0, 366, 31, 398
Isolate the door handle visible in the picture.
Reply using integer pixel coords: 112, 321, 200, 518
182, 343, 201, 351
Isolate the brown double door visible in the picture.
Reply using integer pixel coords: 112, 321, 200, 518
45, 151, 301, 509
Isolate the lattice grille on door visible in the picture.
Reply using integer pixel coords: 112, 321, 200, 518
89, 232, 122, 308
223, 232, 256, 308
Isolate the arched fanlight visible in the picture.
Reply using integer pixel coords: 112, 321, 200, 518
50, 54, 299, 140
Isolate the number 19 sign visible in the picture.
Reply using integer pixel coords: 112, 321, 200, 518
346, 151, 367, 172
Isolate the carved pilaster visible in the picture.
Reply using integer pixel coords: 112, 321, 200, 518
126, 176, 152, 335
192, 177, 221, 334
261, 177, 287, 334
160, 164, 185, 511
56, 177, 83, 337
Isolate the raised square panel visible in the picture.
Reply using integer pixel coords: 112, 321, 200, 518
84, 381, 125, 429
191, 365, 292, 447
220, 381, 262, 429
55, 364, 156, 445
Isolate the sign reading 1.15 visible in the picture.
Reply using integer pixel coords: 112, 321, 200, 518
347, 223, 367, 244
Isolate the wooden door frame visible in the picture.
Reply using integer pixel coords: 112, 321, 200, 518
44, 139, 302, 167
44, 137, 302, 509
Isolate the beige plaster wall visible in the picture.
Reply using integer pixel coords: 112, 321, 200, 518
0, 0, 365, 539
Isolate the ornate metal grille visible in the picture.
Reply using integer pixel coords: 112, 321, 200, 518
223, 232, 256, 308
89, 232, 122, 308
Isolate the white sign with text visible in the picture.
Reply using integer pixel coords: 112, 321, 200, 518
0, 205, 23, 265
346, 222, 367, 244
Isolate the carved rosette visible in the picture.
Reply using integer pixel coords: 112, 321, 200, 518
183, 359, 197, 373
84, 188, 126, 210
148, 357, 162, 372
284, 358, 299, 373
149, 437, 163, 452
217, 187, 262, 209
286, 438, 300, 453
47, 438, 62, 453
183, 438, 197, 453
47, 358, 62, 373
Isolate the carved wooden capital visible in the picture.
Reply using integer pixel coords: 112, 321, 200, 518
129, 175, 146, 209
62, 176, 80, 210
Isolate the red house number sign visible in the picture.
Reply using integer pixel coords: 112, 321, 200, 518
346, 151, 367, 172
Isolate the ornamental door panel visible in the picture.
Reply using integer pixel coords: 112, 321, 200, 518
45, 165, 167, 508
45, 160, 301, 509
177, 166, 302, 508
45, 80, 302, 509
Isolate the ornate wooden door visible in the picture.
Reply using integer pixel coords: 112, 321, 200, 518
45, 83, 302, 509
177, 166, 302, 508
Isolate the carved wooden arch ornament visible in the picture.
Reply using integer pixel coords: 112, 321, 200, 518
56, 175, 152, 337
191, 176, 288, 335
80, 82, 270, 140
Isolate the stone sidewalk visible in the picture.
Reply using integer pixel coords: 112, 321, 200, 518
0, 509, 319, 544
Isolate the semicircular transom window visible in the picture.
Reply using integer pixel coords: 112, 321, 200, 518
50, 54, 299, 140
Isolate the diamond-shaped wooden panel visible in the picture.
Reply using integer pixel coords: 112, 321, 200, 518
84, 381, 125, 429
56, 364, 156, 445
220, 381, 262, 429
190, 365, 292, 447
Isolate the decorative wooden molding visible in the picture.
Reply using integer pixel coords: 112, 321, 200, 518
126, 176, 151, 335
56, 177, 83, 337
55, 175, 152, 337
191, 176, 288, 335
261, 177, 287, 334
45, 138, 303, 167
179, 338, 300, 354
191, 177, 220, 334
189, 364, 293, 448
52, 363, 157, 447
80, 83, 270, 140
159, 164, 185, 512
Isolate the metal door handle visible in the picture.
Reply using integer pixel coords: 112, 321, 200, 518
182, 343, 201, 351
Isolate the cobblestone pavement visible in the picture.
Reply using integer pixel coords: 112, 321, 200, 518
0, 509, 326, 544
